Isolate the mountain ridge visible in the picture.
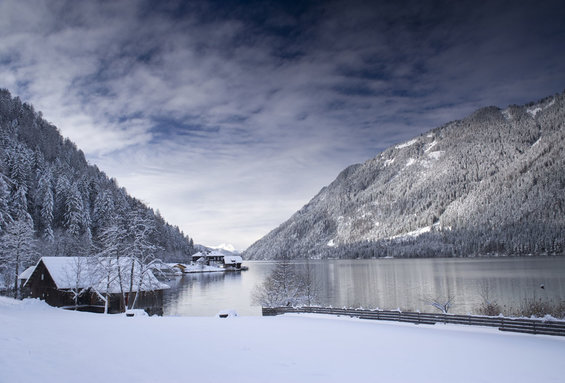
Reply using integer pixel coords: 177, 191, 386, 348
244, 91, 565, 259
0, 89, 196, 281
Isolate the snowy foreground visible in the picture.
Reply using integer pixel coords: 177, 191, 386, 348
1, 298, 564, 383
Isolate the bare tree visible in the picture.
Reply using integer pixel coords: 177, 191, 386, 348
92, 256, 120, 314
476, 282, 501, 316
97, 219, 128, 311
296, 259, 319, 307
63, 256, 90, 308
424, 294, 455, 314
252, 255, 319, 307
127, 209, 163, 310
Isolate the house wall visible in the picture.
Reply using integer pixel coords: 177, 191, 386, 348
27, 261, 74, 307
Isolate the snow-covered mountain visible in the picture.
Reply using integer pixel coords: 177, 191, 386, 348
210, 243, 240, 254
196, 243, 240, 255
244, 92, 565, 259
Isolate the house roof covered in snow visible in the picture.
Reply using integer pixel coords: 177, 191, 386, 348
223, 255, 243, 264
26, 257, 169, 293
18, 266, 36, 281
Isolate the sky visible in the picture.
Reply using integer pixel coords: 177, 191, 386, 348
1, 0, 564, 250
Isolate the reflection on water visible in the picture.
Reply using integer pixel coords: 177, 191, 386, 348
163, 257, 565, 316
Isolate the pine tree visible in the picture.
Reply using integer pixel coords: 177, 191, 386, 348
0, 219, 37, 297
10, 185, 32, 226
0, 177, 12, 234
40, 187, 54, 242
64, 183, 84, 237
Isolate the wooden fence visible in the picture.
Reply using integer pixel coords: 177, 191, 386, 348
262, 306, 565, 337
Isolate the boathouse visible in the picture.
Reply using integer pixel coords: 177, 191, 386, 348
25, 257, 169, 315
223, 255, 243, 269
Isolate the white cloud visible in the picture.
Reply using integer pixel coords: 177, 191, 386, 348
1, 0, 564, 249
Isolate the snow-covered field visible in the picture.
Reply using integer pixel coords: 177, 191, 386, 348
1, 297, 564, 383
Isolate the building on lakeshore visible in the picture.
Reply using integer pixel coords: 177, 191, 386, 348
24, 257, 169, 315
223, 255, 243, 269
191, 251, 245, 270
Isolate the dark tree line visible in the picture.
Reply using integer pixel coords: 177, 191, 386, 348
0, 89, 196, 292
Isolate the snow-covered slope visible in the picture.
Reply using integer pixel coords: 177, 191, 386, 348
1, 297, 564, 383
245, 92, 565, 259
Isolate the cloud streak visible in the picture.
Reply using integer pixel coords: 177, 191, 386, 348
1, 0, 564, 249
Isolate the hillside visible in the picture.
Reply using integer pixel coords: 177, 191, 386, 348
245, 92, 565, 259
0, 89, 195, 289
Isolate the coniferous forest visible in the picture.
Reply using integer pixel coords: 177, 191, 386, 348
245, 92, 565, 260
0, 89, 196, 291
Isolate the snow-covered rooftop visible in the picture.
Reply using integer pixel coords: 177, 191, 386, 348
18, 265, 36, 280
28, 257, 169, 293
223, 255, 243, 264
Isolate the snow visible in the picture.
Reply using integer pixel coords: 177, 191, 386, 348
327, 239, 336, 247
406, 158, 416, 167
527, 107, 542, 117
17, 265, 35, 281
387, 225, 433, 241
30, 257, 169, 293
395, 138, 417, 149
526, 98, 554, 118
216, 309, 238, 318
502, 108, 512, 120
424, 140, 437, 153
1, 297, 564, 383
426, 150, 443, 160
224, 255, 243, 264
384, 158, 395, 167
37, 256, 90, 289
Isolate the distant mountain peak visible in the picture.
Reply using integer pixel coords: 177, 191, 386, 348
196, 243, 240, 255
211, 243, 239, 253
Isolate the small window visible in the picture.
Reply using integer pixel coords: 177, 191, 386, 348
41, 273, 44, 281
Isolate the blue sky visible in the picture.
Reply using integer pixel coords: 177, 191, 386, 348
1, 0, 564, 249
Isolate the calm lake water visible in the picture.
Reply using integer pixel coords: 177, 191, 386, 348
162, 257, 565, 316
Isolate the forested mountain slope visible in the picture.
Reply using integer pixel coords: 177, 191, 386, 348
0, 89, 195, 289
245, 91, 565, 259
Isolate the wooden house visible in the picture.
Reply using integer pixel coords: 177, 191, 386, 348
191, 251, 225, 265
223, 255, 243, 269
18, 265, 36, 296
25, 257, 169, 315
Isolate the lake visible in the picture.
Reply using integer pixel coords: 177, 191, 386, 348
162, 257, 565, 316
